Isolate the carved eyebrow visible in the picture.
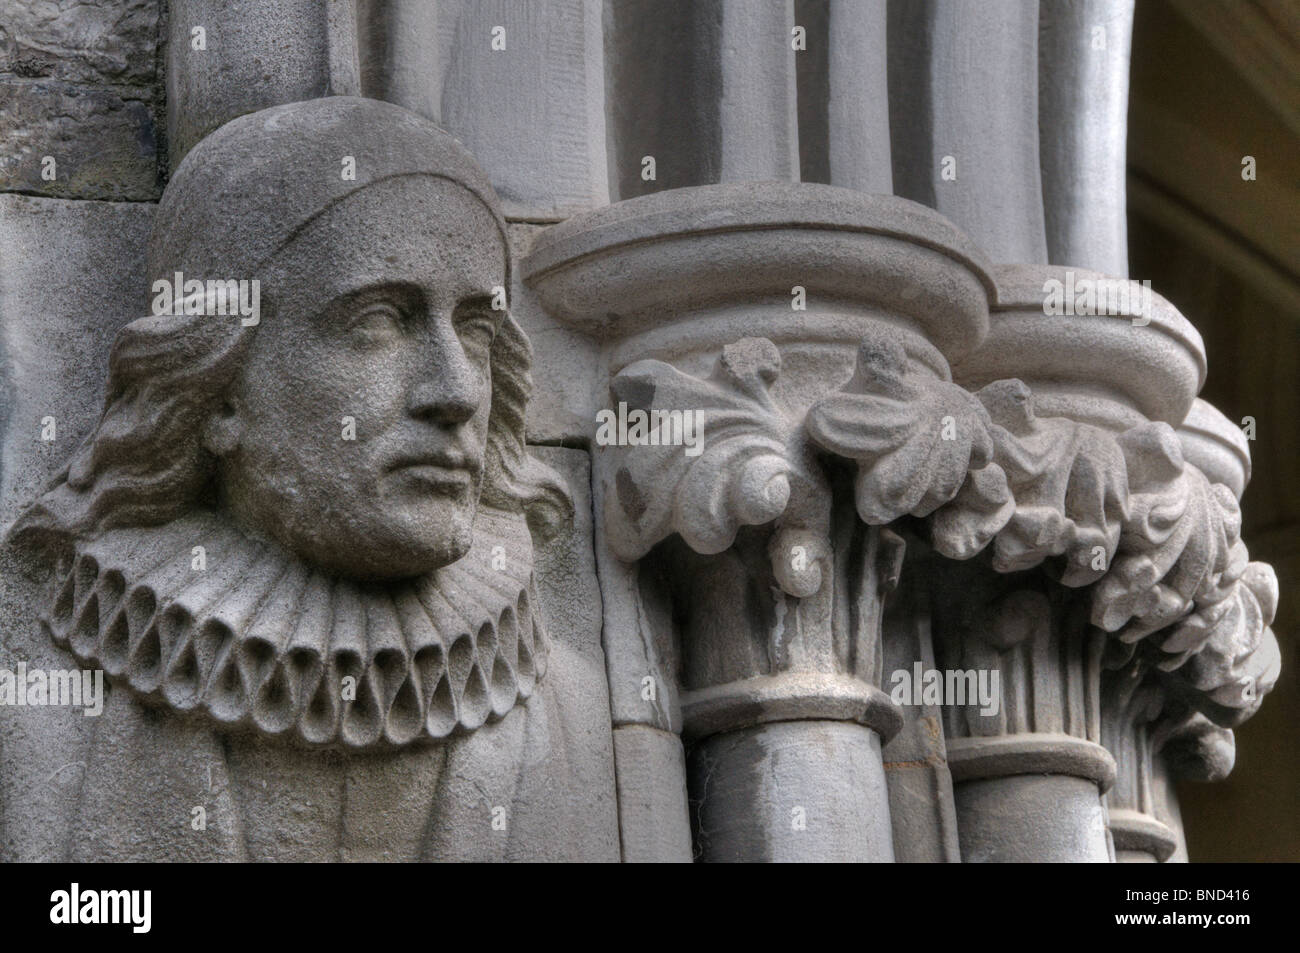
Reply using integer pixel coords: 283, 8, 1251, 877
326, 282, 422, 321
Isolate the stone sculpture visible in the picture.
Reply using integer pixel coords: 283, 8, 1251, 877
0, 1, 1284, 865
1, 97, 619, 862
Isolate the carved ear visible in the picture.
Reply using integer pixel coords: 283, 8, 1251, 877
203, 400, 242, 456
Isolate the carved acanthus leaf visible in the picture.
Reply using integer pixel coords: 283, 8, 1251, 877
805, 331, 1011, 529
971, 380, 1129, 585
1156, 562, 1281, 725
1092, 430, 1243, 643
603, 337, 811, 566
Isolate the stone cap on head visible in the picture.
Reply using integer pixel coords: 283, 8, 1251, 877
148, 95, 508, 290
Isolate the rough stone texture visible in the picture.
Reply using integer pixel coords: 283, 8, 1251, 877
527, 183, 1000, 861
1178, 398, 1252, 500
0, 97, 618, 861
0, 0, 163, 199
955, 774, 1112, 863
611, 723, 692, 862
606, 0, 798, 200
356, 0, 610, 220
437, 0, 610, 220
508, 222, 599, 443
796, 0, 891, 193
0, 194, 154, 525
0, 194, 154, 860
1038, 0, 1134, 276
166, 0, 359, 167
689, 720, 894, 862
357, 0, 610, 220
888, 0, 1048, 264
1, 1, 1284, 865
880, 555, 961, 863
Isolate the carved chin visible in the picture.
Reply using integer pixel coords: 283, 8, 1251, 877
337, 524, 475, 580
271, 511, 477, 581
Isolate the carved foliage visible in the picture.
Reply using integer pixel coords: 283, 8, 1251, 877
805, 332, 1010, 529
603, 332, 1278, 727
973, 380, 1129, 585
605, 337, 797, 562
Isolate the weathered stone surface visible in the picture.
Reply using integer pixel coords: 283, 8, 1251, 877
611, 723, 692, 862
0, 1, 1283, 866
527, 181, 1004, 861
956, 774, 1112, 863
357, 0, 610, 220
438, 0, 610, 219
1038, 0, 1135, 276
888, 0, 1048, 264
166, 0, 358, 167
606, 0, 798, 199
1, 97, 618, 861
508, 222, 599, 443
796, 0, 891, 193
880, 557, 961, 863
0, 193, 153, 859
0, 0, 163, 199
0, 194, 154, 524
690, 720, 894, 862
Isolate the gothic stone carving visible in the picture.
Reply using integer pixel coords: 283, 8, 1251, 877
3, 97, 619, 862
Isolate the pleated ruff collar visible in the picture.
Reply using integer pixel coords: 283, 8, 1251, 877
40, 505, 545, 749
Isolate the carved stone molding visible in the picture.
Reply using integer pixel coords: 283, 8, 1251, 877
527, 199, 1283, 863
526, 181, 996, 861
931, 267, 1279, 861
1100, 397, 1277, 862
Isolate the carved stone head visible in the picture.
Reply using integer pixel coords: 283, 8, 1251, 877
15, 96, 567, 578
10, 98, 571, 748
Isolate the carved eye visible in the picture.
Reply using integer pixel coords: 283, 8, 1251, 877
347, 301, 405, 345
453, 299, 498, 358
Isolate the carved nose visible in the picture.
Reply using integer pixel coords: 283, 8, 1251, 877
407, 348, 482, 425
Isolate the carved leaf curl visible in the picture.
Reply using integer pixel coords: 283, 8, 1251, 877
1092, 431, 1243, 641
972, 380, 1129, 585
603, 337, 801, 562
1156, 561, 1281, 726
805, 331, 1008, 529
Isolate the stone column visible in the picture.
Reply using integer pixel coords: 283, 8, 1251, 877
525, 181, 996, 860
795, 0, 892, 193
166, 0, 360, 165
1038, 0, 1135, 275
606, 0, 799, 199
940, 264, 1205, 861
887, 0, 1047, 263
